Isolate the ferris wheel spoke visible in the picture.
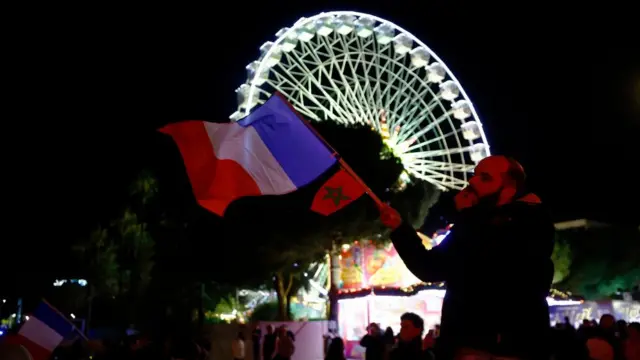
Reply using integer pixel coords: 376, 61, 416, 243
387, 63, 417, 128
382, 41, 399, 113
394, 101, 440, 144
373, 46, 398, 117
400, 107, 459, 151
336, 35, 379, 124
406, 163, 466, 190
269, 66, 330, 120
285, 48, 355, 122
392, 80, 434, 124
314, 51, 434, 133
408, 127, 464, 152
314, 36, 372, 123
356, 45, 385, 118
410, 145, 478, 159
414, 170, 467, 189
411, 159, 475, 173
371, 44, 386, 132
391, 70, 444, 130
300, 40, 367, 122
396, 92, 451, 143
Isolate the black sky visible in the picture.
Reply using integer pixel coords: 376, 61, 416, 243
5, 1, 639, 259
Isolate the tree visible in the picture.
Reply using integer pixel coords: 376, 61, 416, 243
71, 171, 158, 329
111, 209, 155, 323
217, 121, 439, 320
551, 233, 572, 284
72, 227, 119, 330
250, 301, 279, 322
559, 225, 640, 299
212, 293, 245, 322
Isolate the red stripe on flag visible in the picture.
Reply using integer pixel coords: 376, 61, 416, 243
5, 334, 52, 360
160, 121, 261, 216
311, 167, 366, 216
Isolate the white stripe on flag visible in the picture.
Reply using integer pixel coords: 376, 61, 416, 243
204, 122, 297, 194
18, 317, 65, 352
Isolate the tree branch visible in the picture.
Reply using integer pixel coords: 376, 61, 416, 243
285, 272, 294, 296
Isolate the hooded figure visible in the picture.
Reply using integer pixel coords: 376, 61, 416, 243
380, 155, 555, 360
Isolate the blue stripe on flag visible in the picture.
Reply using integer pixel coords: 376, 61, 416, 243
32, 302, 74, 338
237, 95, 337, 188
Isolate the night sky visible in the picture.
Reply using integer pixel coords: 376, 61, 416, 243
4, 2, 638, 275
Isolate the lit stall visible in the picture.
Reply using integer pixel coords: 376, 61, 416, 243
335, 231, 447, 359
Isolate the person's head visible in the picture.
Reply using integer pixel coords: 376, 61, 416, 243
399, 312, 424, 342
599, 314, 616, 330
266, 325, 273, 334
460, 155, 527, 209
278, 326, 287, 337
367, 323, 380, 336
384, 327, 394, 337
326, 337, 345, 358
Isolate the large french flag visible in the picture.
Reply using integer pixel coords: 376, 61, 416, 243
160, 94, 337, 216
9, 302, 75, 360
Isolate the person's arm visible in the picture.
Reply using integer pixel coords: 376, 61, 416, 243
359, 334, 370, 347
273, 337, 279, 357
261, 336, 265, 358
390, 222, 450, 282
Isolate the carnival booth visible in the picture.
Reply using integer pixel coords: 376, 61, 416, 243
334, 229, 450, 359
549, 298, 640, 327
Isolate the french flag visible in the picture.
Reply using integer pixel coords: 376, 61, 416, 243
160, 94, 337, 216
11, 302, 75, 360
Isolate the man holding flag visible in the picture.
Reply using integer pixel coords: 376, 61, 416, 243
379, 156, 555, 360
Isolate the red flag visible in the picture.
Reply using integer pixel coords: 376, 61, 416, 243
311, 168, 367, 216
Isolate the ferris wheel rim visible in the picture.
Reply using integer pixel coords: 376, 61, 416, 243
243, 10, 490, 159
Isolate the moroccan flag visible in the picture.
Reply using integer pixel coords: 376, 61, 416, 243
311, 167, 367, 216
160, 95, 337, 216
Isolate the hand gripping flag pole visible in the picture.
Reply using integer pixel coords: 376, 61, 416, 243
273, 92, 385, 213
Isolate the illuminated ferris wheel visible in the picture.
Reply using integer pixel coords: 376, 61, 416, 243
230, 11, 491, 190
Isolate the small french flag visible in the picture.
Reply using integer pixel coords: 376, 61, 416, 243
12, 301, 75, 360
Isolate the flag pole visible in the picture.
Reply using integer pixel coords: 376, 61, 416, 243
273, 92, 385, 209
41, 299, 90, 342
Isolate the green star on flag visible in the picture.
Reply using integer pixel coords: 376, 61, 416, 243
311, 168, 367, 216
322, 186, 351, 206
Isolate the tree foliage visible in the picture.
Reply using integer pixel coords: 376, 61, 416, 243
559, 225, 640, 299
250, 301, 279, 322
72, 171, 158, 328
72, 228, 120, 297
551, 233, 572, 284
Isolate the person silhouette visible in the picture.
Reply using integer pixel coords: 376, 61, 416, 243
380, 155, 555, 360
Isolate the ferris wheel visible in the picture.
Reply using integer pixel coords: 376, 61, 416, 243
230, 11, 491, 190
